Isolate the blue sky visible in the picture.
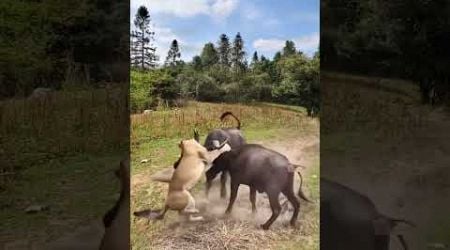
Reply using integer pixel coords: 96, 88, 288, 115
130, 0, 319, 64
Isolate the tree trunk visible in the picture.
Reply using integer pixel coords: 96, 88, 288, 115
141, 30, 145, 70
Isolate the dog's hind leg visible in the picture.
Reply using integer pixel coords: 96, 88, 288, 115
181, 191, 204, 221
183, 191, 199, 214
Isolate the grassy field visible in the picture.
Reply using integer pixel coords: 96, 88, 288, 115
131, 101, 319, 250
322, 72, 450, 249
0, 87, 128, 247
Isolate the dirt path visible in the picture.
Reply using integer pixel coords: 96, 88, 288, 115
133, 133, 319, 250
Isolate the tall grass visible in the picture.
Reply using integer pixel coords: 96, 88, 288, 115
0, 86, 129, 184
131, 101, 308, 143
321, 73, 426, 138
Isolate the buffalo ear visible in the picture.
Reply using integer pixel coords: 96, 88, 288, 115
194, 128, 200, 143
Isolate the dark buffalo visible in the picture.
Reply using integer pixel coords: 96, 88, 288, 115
99, 159, 130, 250
174, 111, 246, 198
321, 177, 415, 250
205, 144, 310, 230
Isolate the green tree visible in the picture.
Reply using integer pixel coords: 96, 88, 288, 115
282, 40, 297, 57
273, 52, 282, 63
250, 51, 259, 70
131, 6, 157, 70
200, 43, 219, 68
231, 32, 246, 74
1, 0, 129, 97
165, 39, 182, 67
217, 34, 231, 68
191, 56, 203, 71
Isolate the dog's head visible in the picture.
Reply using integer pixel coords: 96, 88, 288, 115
180, 138, 208, 160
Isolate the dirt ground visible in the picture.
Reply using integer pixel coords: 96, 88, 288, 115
133, 133, 319, 250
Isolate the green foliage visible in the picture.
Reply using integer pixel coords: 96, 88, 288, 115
217, 34, 231, 67
1, 0, 128, 98
200, 43, 219, 68
130, 70, 154, 112
231, 32, 247, 75
283, 40, 297, 57
131, 5, 157, 69
197, 75, 226, 102
164, 39, 182, 67
131, 33, 319, 114
272, 53, 319, 111
191, 56, 203, 71
322, 0, 450, 82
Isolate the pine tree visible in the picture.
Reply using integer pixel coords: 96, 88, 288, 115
131, 6, 157, 69
252, 51, 259, 63
192, 55, 202, 71
217, 34, 231, 68
273, 51, 282, 62
200, 42, 219, 68
251, 51, 259, 69
282, 40, 297, 57
231, 32, 246, 74
165, 39, 181, 67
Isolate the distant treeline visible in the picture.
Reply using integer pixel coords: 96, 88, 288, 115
131, 6, 319, 115
0, 0, 129, 99
321, 0, 450, 90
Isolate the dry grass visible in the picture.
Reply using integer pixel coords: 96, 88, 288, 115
131, 102, 307, 141
321, 73, 426, 138
0, 86, 128, 247
0, 86, 128, 181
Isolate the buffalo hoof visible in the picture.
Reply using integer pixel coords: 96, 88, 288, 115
260, 224, 270, 230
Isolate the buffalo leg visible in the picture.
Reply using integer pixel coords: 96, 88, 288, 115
282, 188, 300, 227
225, 181, 239, 214
250, 187, 257, 213
220, 172, 227, 198
261, 190, 281, 230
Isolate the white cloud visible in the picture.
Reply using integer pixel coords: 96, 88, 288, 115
150, 25, 202, 63
293, 32, 319, 53
211, 0, 239, 20
152, 25, 181, 63
253, 32, 319, 55
253, 38, 285, 52
131, 0, 238, 20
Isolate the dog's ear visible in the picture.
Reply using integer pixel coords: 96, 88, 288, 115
193, 128, 200, 143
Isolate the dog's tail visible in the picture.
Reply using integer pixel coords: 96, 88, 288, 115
220, 111, 241, 129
